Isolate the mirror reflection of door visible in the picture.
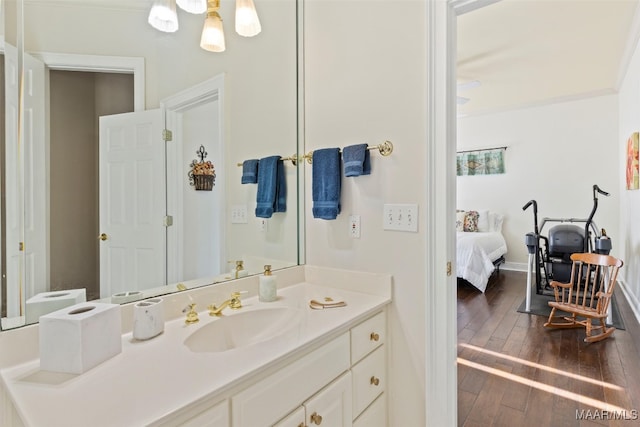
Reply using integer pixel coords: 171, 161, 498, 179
3, 46, 20, 320
98, 109, 166, 299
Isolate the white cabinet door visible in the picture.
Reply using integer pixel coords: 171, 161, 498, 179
305, 372, 353, 427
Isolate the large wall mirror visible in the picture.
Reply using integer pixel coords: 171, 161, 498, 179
1, 0, 303, 330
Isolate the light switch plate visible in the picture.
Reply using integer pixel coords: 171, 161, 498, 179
383, 204, 418, 232
231, 205, 248, 224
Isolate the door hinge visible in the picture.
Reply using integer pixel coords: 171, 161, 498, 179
163, 215, 173, 227
446, 261, 452, 276
19, 242, 24, 252
163, 129, 173, 141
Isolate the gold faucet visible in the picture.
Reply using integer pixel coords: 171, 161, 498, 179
208, 291, 243, 316
234, 261, 245, 279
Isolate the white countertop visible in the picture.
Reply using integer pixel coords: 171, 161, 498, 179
1, 282, 390, 427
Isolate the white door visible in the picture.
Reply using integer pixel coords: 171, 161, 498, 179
2, 46, 47, 321
23, 51, 48, 303
4, 43, 23, 318
98, 109, 166, 298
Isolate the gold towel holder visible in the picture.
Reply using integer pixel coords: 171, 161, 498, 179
302, 140, 394, 164
236, 140, 394, 167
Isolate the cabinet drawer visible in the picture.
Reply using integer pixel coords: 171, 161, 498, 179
274, 406, 305, 427
350, 311, 386, 364
353, 393, 387, 427
232, 333, 350, 427
352, 345, 385, 417
178, 399, 229, 427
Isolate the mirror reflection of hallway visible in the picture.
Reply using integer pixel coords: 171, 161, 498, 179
49, 70, 134, 301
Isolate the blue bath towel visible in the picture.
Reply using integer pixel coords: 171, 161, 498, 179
241, 159, 259, 184
255, 155, 286, 218
342, 144, 371, 177
312, 148, 341, 220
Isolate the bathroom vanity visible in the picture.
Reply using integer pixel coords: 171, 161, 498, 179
0, 266, 391, 427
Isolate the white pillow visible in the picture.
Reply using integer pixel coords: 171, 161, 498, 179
477, 209, 490, 232
456, 211, 466, 232
488, 212, 504, 233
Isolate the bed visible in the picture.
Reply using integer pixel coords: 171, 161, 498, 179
456, 210, 507, 293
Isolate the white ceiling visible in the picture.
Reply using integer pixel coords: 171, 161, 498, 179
457, 0, 640, 116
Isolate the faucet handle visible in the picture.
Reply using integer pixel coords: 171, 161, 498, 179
183, 303, 199, 324
230, 291, 247, 309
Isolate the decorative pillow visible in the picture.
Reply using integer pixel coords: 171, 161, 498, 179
463, 210, 479, 232
477, 209, 490, 232
456, 211, 466, 231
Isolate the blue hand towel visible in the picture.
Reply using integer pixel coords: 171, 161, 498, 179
255, 155, 286, 218
342, 144, 371, 177
312, 148, 341, 220
274, 158, 287, 213
241, 159, 259, 184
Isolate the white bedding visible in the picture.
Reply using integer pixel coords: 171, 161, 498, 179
457, 231, 508, 293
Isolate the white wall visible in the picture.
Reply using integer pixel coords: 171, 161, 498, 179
304, 1, 427, 425
617, 26, 640, 322
457, 95, 620, 268
181, 102, 223, 280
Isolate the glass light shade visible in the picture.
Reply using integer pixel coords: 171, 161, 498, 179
200, 12, 226, 52
148, 0, 179, 33
176, 0, 207, 14
235, 0, 261, 37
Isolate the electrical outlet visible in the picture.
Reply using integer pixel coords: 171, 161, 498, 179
259, 218, 268, 233
383, 203, 418, 232
349, 215, 361, 238
231, 205, 248, 224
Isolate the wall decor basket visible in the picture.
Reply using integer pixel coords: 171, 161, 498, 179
193, 174, 215, 191
188, 145, 216, 191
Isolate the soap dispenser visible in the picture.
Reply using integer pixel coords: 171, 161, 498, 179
232, 260, 248, 279
259, 265, 277, 302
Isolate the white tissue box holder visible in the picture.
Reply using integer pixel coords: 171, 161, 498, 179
25, 289, 87, 325
39, 302, 122, 374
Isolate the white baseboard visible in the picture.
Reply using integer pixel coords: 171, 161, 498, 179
501, 261, 527, 272
618, 278, 640, 328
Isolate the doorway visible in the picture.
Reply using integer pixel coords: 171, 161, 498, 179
48, 70, 134, 300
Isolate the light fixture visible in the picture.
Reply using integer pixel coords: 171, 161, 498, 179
148, 0, 262, 52
148, 0, 179, 33
235, 0, 261, 37
200, 0, 226, 52
176, 0, 207, 14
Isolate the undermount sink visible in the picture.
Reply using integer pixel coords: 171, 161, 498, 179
184, 306, 303, 353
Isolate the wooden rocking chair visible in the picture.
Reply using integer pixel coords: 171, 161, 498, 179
544, 252, 623, 343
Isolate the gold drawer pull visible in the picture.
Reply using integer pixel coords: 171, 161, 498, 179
370, 376, 380, 386
370, 332, 380, 341
298, 423, 306, 427
310, 412, 323, 425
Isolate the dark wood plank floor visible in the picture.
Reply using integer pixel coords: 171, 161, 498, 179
457, 270, 640, 427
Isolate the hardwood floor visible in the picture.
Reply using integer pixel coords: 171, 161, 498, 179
457, 270, 640, 427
